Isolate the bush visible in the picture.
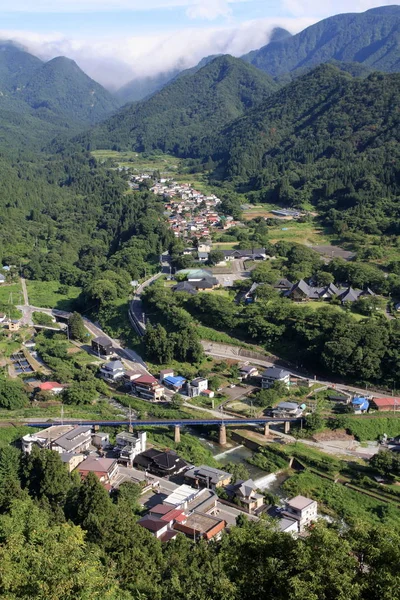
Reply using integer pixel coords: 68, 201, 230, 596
32, 312, 54, 327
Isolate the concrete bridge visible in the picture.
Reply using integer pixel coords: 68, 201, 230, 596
24, 417, 302, 445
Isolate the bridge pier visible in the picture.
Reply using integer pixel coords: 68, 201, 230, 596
219, 424, 227, 446
264, 423, 270, 437
174, 425, 181, 444
284, 421, 290, 434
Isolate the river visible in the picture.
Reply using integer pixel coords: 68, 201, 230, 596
197, 435, 289, 495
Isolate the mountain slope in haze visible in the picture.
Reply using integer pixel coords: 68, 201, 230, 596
245, 6, 400, 76
115, 68, 182, 104
0, 41, 42, 91
212, 64, 400, 235
86, 55, 279, 157
20, 56, 119, 126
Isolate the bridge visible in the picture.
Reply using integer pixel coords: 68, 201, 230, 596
24, 417, 302, 445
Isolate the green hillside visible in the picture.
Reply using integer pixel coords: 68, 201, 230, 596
20, 56, 119, 126
245, 6, 400, 76
86, 55, 279, 157
0, 41, 42, 91
212, 64, 400, 236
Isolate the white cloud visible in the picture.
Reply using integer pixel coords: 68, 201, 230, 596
1, 16, 315, 89
186, 0, 232, 20
0, 0, 246, 13
283, 0, 398, 17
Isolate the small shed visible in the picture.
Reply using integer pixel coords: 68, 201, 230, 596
351, 397, 369, 414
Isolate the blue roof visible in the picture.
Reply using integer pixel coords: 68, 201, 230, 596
352, 397, 369, 409
164, 376, 186, 386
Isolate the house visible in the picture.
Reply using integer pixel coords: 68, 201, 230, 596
163, 375, 186, 392
198, 251, 209, 262
174, 511, 226, 541
8, 320, 20, 331
92, 432, 110, 450
351, 397, 369, 414
225, 479, 264, 514
223, 248, 266, 261
370, 397, 400, 412
115, 431, 147, 465
92, 336, 114, 357
22, 425, 75, 454
173, 281, 198, 295
261, 367, 290, 389
201, 389, 215, 399
164, 484, 202, 509
187, 377, 208, 398
134, 449, 189, 476
239, 365, 259, 379
274, 279, 293, 291
51, 426, 92, 454
273, 402, 303, 418
159, 368, 174, 383
191, 276, 218, 290
184, 465, 232, 490
277, 517, 299, 535
149, 504, 187, 525
99, 360, 125, 382
123, 370, 142, 384
60, 452, 85, 472
0, 273, 5, 284
271, 209, 301, 218
282, 495, 318, 532
137, 515, 178, 541
236, 282, 260, 304
130, 374, 165, 401
77, 457, 118, 485
37, 381, 65, 395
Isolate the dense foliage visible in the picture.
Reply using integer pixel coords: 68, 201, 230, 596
84, 55, 278, 157
0, 444, 399, 598
212, 65, 400, 237
244, 6, 400, 76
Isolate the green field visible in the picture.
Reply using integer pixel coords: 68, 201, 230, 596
267, 221, 332, 245
0, 282, 23, 306
92, 150, 179, 173
26, 280, 82, 311
0, 399, 123, 423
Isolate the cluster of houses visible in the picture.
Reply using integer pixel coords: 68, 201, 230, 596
149, 179, 228, 239
285, 280, 375, 304
20, 424, 318, 541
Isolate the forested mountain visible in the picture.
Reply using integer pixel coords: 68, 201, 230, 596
244, 6, 400, 76
0, 41, 42, 91
84, 55, 278, 156
19, 56, 119, 125
211, 64, 400, 236
0, 151, 172, 289
0, 43, 118, 148
115, 67, 182, 104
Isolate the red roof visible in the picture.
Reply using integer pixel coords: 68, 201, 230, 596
38, 382, 63, 390
373, 397, 400, 407
160, 509, 185, 523
150, 504, 173, 516
133, 375, 158, 386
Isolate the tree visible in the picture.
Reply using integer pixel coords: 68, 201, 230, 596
0, 379, 29, 410
208, 249, 225, 266
144, 323, 174, 364
68, 312, 87, 342
225, 461, 249, 483
209, 376, 223, 391
171, 393, 184, 409
63, 380, 98, 405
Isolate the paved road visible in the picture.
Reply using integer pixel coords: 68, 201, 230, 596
130, 272, 163, 334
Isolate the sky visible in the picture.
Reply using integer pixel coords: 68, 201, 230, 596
0, 0, 396, 89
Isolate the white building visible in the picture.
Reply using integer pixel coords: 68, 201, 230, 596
22, 425, 92, 455
283, 496, 318, 532
187, 377, 208, 398
115, 431, 147, 465
99, 360, 125, 382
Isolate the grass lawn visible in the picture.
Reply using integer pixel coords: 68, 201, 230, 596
0, 399, 124, 423
0, 425, 40, 447
26, 280, 82, 311
92, 150, 179, 173
0, 282, 23, 305
299, 302, 367, 322
267, 221, 332, 246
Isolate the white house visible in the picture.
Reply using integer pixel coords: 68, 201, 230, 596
0, 274, 5, 284
187, 377, 208, 397
99, 360, 125, 382
283, 495, 318, 532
